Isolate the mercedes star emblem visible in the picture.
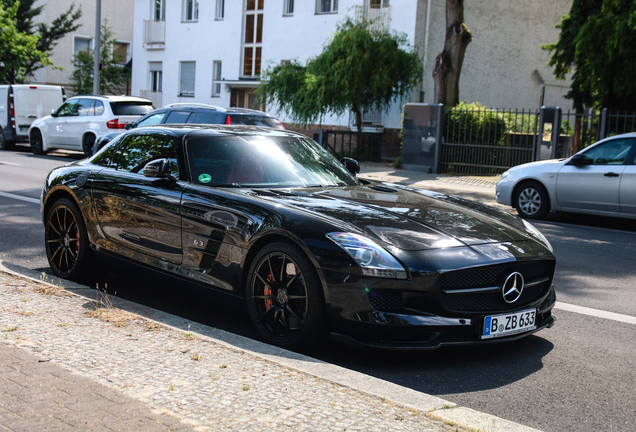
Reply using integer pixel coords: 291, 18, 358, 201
502, 272, 524, 303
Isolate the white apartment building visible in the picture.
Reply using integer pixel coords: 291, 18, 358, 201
131, 0, 573, 133
32, 0, 134, 93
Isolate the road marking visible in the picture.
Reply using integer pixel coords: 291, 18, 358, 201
0, 191, 40, 204
0, 160, 21, 166
555, 301, 636, 325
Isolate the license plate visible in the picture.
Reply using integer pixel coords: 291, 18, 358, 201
482, 309, 536, 339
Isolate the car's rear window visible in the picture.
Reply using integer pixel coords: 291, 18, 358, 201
110, 102, 154, 116
229, 114, 282, 129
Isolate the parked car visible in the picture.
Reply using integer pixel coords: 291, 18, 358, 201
42, 124, 556, 350
92, 103, 285, 154
496, 132, 636, 219
28, 95, 153, 157
0, 84, 66, 150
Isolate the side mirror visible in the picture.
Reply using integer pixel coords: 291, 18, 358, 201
143, 158, 177, 182
51, 109, 58, 117
569, 154, 593, 167
340, 157, 360, 176
125, 123, 133, 130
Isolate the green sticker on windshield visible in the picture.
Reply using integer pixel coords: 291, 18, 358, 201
199, 174, 212, 183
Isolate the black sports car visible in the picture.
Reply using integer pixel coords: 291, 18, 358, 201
41, 125, 557, 350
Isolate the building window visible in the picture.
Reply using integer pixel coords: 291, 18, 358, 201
149, 62, 163, 92
112, 41, 131, 64
316, 0, 338, 13
179, 61, 196, 97
73, 36, 92, 56
242, 0, 264, 77
183, 0, 199, 21
216, 0, 225, 19
281, 60, 291, 65
212, 61, 222, 97
154, 0, 166, 20
284, 0, 294, 15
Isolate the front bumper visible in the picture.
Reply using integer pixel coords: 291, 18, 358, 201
325, 279, 557, 351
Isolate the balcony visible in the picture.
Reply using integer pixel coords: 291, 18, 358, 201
355, 3, 390, 31
349, 109, 384, 133
143, 20, 166, 49
140, 90, 162, 108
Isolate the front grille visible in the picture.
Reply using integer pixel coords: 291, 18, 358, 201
368, 289, 404, 311
440, 260, 555, 312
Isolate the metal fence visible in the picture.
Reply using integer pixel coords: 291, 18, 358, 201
438, 108, 539, 175
438, 106, 636, 175
319, 130, 383, 161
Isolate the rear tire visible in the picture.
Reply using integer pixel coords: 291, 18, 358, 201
514, 181, 550, 219
45, 198, 98, 281
0, 134, 14, 150
246, 242, 328, 351
30, 129, 46, 155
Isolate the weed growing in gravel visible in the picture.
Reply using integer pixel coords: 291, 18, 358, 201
183, 333, 196, 340
220, 364, 227, 369
191, 353, 201, 361
86, 284, 138, 323
242, 384, 250, 391
3, 327, 17, 332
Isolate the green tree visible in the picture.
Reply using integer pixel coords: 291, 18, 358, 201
0, 2, 51, 83
258, 17, 423, 133
70, 22, 131, 95
543, 0, 636, 150
1, 0, 82, 83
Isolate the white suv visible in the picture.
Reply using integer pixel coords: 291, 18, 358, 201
29, 95, 153, 157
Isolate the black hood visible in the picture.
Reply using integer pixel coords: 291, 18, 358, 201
246, 183, 534, 251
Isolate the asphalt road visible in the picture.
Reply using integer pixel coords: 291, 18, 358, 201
1, 146, 635, 432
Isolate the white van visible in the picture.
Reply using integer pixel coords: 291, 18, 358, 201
0, 84, 65, 150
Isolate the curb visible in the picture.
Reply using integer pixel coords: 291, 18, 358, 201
1, 261, 542, 432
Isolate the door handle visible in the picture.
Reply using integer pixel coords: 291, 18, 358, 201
604, 172, 620, 177
27, 115, 37, 119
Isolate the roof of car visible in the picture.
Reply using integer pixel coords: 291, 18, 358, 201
130, 123, 301, 138
69, 95, 152, 103
162, 103, 275, 116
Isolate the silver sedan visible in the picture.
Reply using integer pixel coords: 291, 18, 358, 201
496, 132, 636, 219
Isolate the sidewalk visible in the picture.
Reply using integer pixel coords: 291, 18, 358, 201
0, 170, 536, 432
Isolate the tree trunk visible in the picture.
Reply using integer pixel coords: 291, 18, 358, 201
433, 0, 472, 106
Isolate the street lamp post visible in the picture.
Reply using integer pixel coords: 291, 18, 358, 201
93, 0, 102, 95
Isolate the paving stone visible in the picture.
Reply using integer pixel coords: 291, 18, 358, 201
0, 270, 469, 432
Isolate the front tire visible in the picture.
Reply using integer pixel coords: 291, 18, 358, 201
82, 133, 96, 157
515, 181, 550, 219
30, 129, 46, 155
246, 242, 328, 350
45, 198, 94, 281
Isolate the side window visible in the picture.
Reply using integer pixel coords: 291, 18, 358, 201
116, 134, 180, 178
164, 110, 192, 124
77, 99, 94, 116
583, 138, 634, 165
57, 100, 81, 117
188, 111, 219, 124
137, 112, 167, 127
94, 100, 105, 116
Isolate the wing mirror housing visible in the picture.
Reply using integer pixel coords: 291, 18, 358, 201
125, 123, 133, 130
340, 157, 360, 176
51, 109, 58, 117
143, 158, 177, 182
569, 154, 593, 167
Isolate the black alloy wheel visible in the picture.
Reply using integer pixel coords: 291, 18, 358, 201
30, 129, 46, 155
45, 198, 92, 281
515, 181, 550, 219
246, 242, 327, 350
82, 134, 96, 157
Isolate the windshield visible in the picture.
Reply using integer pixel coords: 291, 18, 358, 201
110, 102, 154, 116
186, 135, 359, 188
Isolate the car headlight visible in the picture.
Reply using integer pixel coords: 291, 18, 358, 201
326, 232, 408, 279
522, 219, 553, 253
500, 169, 511, 180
